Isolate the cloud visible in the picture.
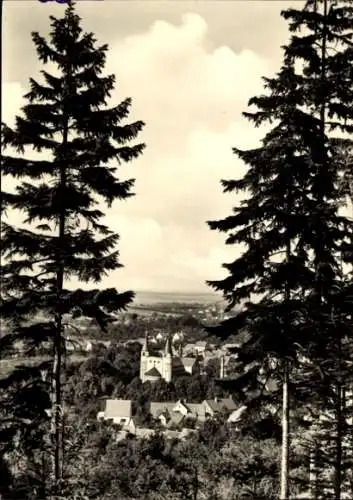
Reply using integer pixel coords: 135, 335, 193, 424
109, 14, 268, 140
105, 14, 268, 291
3, 13, 270, 293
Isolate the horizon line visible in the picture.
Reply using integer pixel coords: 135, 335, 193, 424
134, 290, 221, 296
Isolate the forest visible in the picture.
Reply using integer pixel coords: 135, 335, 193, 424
1, 0, 353, 498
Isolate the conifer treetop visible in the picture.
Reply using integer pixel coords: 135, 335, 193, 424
206, 0, 353, 366
1, 1, 145, 329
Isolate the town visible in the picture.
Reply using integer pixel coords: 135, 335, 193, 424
1, 0, 353, 499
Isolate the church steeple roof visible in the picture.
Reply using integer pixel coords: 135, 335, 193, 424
164, 334, 173, 356
143, 330, 150, 352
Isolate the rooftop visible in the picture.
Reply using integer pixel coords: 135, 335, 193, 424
145, 367, 162, 378
105, 399, 132, 419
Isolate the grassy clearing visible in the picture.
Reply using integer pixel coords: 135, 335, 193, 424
0, 354, 87, 378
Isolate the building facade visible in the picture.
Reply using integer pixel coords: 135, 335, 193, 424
140, 332, 199, 383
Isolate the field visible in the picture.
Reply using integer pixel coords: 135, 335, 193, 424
134, 290, 222, 305
0, 354, 86, 379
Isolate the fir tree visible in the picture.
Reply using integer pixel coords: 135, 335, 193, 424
282, 1, 353, 496
1, 1, 145, 493
207, 0, 353, 497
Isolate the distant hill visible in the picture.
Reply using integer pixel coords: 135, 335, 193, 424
133, 290, 223, 305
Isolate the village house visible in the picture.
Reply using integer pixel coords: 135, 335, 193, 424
149, 396, 239, 427
97, 399, 136, 433
97, 398, 198, 442
172, 332, 183, 343
150, 400, 207, 426
194, 340, 211, 355
97, 396, 246, 442
203, 396, 238, 416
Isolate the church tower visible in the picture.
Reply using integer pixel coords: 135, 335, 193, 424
140, 331, 150, 382
163, 334, 173, 383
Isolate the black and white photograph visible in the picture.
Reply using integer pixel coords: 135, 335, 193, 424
1, 0, 353, 498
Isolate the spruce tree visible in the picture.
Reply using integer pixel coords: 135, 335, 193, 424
1, 1, 145, 493
282, 1, 353, 496
207, 0, 353, 497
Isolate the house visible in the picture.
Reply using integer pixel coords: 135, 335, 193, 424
150, 402, 178, 420
172, 332, 183, 343
184, 403, 207, 421
203, 397, 238, 417
172, 400, 204, 419
97, 396, 244, 443
150, 400, 205, 426
149, 397, 238, 426
97, 399, 134, 429
194, 341, 210, 355
157, 410, 185, 428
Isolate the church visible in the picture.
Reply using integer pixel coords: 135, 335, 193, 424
140, 332, 199, 383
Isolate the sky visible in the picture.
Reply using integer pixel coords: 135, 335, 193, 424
2, 0, 303, 294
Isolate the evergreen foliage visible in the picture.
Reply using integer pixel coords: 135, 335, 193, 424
1, 1, 145, 493
207, 0, 353, 496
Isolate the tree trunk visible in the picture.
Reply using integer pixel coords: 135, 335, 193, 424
51, 157, 67, 489
309, 441, 319, 499
51, 47, 71, 489
280, 184, 292, 500
333, 325, 343, 500
333, 385, 343, 499
280, 360, 290, 500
